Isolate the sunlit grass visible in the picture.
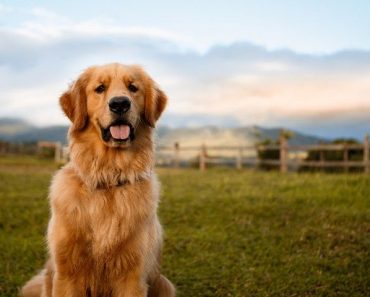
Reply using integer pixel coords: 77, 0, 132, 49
0, 157, 369, 296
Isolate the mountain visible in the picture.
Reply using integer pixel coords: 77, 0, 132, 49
156, 125, 326, 148
0, 118, 69, 144
0, 118, 34, 136
0, 118, 326, 146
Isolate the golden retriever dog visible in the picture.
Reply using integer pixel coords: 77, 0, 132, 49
21, 63, 175, 297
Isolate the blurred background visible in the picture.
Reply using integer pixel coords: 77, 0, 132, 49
1, 0, 370, 138
0, 1, 369, 296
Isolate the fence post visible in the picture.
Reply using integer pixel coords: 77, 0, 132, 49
343, 144, 349, 172
54, 142, 62, 163
62, 146, 69, 163
364, 134, 369, 173
255, 145, 261, 170
319, 150, 325, 170
279, 134, 288, 173
236, 147, 243, 169
173, 142, 180, 168
199, 144, 207, 171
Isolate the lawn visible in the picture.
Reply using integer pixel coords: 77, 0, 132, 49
0, 156, 369, 296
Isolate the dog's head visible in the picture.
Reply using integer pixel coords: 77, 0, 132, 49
60, 63, 167, 148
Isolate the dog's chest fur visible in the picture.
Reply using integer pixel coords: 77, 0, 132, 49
50, 167, 159, 275
85, 186, 150, 255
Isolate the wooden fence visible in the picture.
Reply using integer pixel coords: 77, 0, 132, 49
156, 134, 370, 173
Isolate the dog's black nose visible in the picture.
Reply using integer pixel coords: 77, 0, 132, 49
109, 96, 131, 114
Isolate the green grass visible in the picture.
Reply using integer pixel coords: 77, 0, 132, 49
0, 156, 369, 296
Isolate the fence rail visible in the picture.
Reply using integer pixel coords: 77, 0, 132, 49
157, 134, 370, 173
2, 134, 369, 173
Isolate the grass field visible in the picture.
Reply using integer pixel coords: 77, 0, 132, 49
0, 156, 369, 297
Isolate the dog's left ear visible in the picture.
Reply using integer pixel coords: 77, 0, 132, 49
60, 70, 90, 132
144, 82, 168, 128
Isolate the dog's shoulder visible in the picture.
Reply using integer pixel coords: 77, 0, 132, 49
49, 164, 86, 210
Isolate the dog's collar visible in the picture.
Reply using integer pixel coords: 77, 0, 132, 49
96, 178, 133, 190
70, 162, 153, 191
96, 179, 128, 190
95, 171, 152, 191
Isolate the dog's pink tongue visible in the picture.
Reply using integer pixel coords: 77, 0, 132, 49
110, 125, 130, 140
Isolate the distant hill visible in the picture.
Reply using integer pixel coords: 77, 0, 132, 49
156, 125, 326, 148
0, 118, 35, 136
0, 118, 327, 146
0, 118, 69, 144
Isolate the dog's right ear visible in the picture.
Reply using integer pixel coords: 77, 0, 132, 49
60, 70, 90, 132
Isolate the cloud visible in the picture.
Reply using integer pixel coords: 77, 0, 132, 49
1, 8, 370, 138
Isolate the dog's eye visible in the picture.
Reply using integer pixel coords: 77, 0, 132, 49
95, 84, 106, 94
128, 83, 138, 93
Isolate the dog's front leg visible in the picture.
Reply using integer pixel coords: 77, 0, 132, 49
52, 274, 85, 297
113, 271, 147, 297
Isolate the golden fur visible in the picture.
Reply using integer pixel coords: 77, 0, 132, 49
21, 63, 175, 297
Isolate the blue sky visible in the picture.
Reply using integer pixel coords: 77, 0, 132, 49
2, 0, 370, 53
0, 0, 370, 138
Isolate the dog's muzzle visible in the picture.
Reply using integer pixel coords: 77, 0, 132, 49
101, 119, 135, 143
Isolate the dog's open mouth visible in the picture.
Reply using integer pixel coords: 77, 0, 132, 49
101, 120, 135, 143
110, 125, 130, 140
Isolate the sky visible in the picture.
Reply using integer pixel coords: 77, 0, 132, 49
1, 0, 370, 138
